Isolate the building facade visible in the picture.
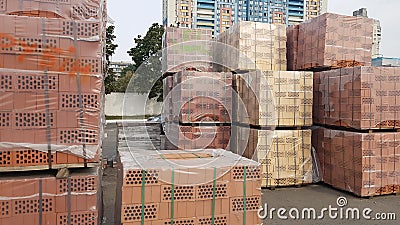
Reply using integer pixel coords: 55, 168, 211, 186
237, 0, 288, 24
353, 8, 382, 58
305, 0, 328, 20
162, 0, 237, 35
162, 0, 327, 34
109, 62, 131, 79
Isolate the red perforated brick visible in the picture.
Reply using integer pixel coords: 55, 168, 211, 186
122, 204, 158, 222
14, 149, 54, 166
13, 37, 58, 54
198, 215, 228, 225
58, 128, 98, 145
161, 218, 196, 225
124, 169, 159, 186
162, 185, 195, 201
58, 211, 97, 225
0, 112, 11, 128
0, 36, 13, 52
16, 74, 58, 91
59, 93, 100, 110
0, 0, 5, 11
62, 21, 100, 38
196, 183, 228, 200
57, 176, 96, 193
12, 197, 54, 215
231, 165, 261, 180
0, 201, 10, 218
60, 57, 101, 74
0, 150, 12, 166
0, 74, 12, 90
14, 111, 55, 128
72, 6, 99, 20
230, 196, 261, 212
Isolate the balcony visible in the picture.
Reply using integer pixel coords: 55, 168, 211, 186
288, 1, 305, 7
197, 10, 215, 15
197, 0, 215, 3
288, 11, 304, 16
197, 3, 215, 10
197, 17, 215, 22
288, 6, 304, 12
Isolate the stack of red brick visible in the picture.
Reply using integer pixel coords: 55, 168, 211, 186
162, 27, 213, 74
313, 128, 400, 197
314, 67, 400, 129
312, 67, 400, 197
0, 0, 105, 169
289, 13, 400, 197
162, 30, 233, 150
0, 0, 105, 223
0, 168, 102, 224
287, 13, 373, 71
116, 149, 261, 225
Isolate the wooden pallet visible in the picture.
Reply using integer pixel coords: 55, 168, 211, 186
262, 178, 312, 189
315, 123, 400, 133
0, 162, 100, 172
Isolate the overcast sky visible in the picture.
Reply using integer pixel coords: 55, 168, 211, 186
108, 0, 399, 62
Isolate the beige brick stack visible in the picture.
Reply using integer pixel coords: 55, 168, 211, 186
213, 21, 313, 188
233, 126, 313, 187
235, 70, 313, 127
215, 21, 287, 72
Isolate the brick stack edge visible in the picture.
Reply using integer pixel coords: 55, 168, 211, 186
0, 0, 105, 224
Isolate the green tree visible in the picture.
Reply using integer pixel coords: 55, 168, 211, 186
106, 26, 118, 63
127, 23, 164, 102
119, 64, 136, 78
105, 25, 118, 94
115, 69, 134, 92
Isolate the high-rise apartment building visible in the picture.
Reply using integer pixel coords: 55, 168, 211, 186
162, 0, 328, 34
162, 0, 236, 35
305, 0, 328, 20
353, 8, 382, 58
236, 0, 288, 24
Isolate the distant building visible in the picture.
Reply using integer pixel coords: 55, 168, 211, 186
237, 0, 288, 25
372, 57, 400, 67
353, 8, 382, 58
109, 62, 131, 78
162, 0, 237, 35
162, 0, 328, 35
305, 0, 328, 20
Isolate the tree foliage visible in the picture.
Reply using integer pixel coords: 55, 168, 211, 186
105, 25, 118, 94
106, 26, 118, 63
127, 23, 164, 102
